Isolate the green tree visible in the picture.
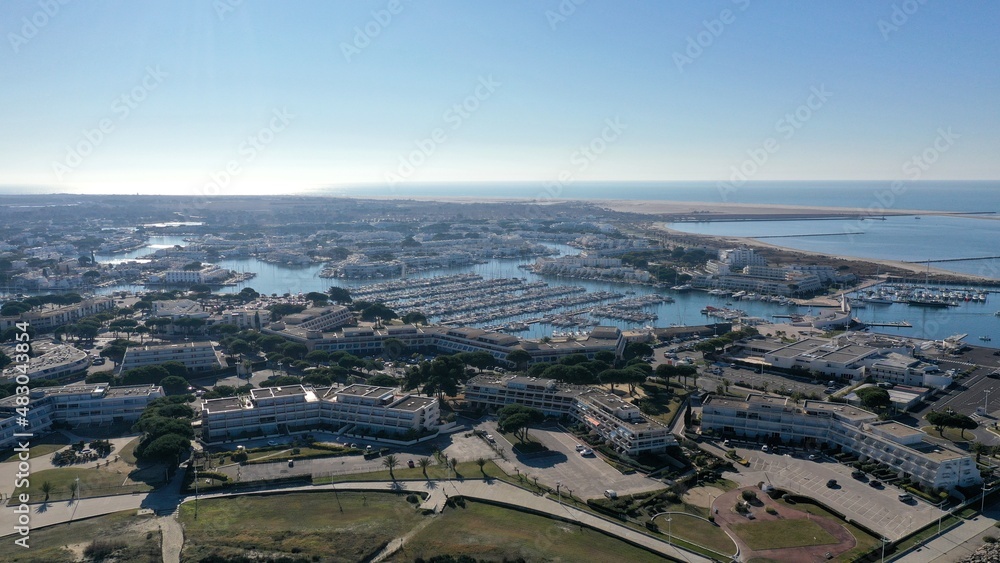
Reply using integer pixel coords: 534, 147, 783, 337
476, 456, 488, 477
41, 481, 53, 501
367, 373, 398, 387
160, 376, 190, 395
418, 457, 431, 479
506, 350, 532, 371
856, 386, 891, 411
382, 454, 399, 481
623, 342, 653, 361
497, 404, 544, 444
326, 286, 352, 304
401, 311, 427, 325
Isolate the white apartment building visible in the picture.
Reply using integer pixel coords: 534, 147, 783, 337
465, 375, 676, 456
160, 266, 231, 285
217, 308, 271, 330
152, 299, 209, 319
0, 383, 163, 450
277, 305, 353, 332
200, 383, 440, 442
0, 296, 115, 331
0, 343, 89, 382
120, 341, 222, 374
701, 393, 980, 490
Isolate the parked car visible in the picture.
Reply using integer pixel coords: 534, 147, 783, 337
580, 449, 595, 457
604, 489, 618, 499
898, 493, 913, 502
575, 444, 586, 452
761, 445, 769, 453
287, 459, 294, 467
407, 459, 415, 468
869, 480, 883, 488
851, 470, 867, 480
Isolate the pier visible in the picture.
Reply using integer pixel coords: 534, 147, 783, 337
903, 255, 1000, 264
755, 231, 865, 239
863, 321, 912, 328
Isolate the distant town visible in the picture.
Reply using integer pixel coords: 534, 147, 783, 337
1, 194, 999, 562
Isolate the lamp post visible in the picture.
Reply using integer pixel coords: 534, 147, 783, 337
667, 516, 672, 547
986, 389, 992, 416
881, 537, 888, 562
982, 480, 989, 513
556, 481, 561, 507
75, 477, 80, 501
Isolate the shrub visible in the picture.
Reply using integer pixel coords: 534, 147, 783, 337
84, 539, 127, 559
406, 494, 419, 504
741, 490, 757, 501
984, 536, 997, 544
765, 506, 777, 515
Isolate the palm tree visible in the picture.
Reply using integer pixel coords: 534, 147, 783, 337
40, 481, 53, 502
69, 480, 79, 500
972, 442, 988, 464
418, 457, 431, 479
382, 454, 399, 481
476, 457, 487, 477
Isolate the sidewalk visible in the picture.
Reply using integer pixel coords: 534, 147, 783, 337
895, 510, 999, 563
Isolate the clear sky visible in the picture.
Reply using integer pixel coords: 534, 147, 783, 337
2, 0, 998, 195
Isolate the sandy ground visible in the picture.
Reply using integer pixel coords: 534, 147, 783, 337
653, 224, 985, 279
682, 485, 723, 509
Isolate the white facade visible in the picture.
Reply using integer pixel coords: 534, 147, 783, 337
0, 383, 163, 450
1, 343, 90, 382
200, 383, 440, 442
701, 394, 980, 490
120, 341, 222, 373
465, 375, 676, 456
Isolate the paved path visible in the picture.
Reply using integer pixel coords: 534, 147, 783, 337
1, 475, 714, 562
895, 510, 999, 562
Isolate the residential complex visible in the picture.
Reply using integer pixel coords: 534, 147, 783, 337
736, 335, 954, 389
0, 343, 90, 382
263, 320, 627, 365
199, 383, 440, 442
694, 248, 854, 297
701, 393, 980, 490
0, 296, 115, 331
465, 375, 676, 456
0, 383, 163, 450
119, 341, 223, 373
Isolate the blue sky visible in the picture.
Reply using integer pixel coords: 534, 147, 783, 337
1, 0, 998, 195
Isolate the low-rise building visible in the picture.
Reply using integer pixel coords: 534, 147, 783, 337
200, 383, 440, 442
701, 393, 980, 490
465, 375, 676, 455
0, 383, 163, 450
120, 341, 222, 374
0, 297, 115, 331
1, 343, 89, 382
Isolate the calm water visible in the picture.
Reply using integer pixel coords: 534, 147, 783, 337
668, 215, 1000, 279
95, 239, 1000, 348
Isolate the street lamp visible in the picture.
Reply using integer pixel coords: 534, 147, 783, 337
986, 389, 992, 416
667, 516, 672, 547
881, 537, 889, 562
75, 477, 80, 501
556, 482, 561, 507
982, 479, 989, 513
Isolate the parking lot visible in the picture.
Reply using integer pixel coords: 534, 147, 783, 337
725, 444, 944, 540
476, 421, 661, 500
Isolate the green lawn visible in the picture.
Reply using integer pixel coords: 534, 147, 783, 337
118, 436, 142, 464
1, 432, 71, 462
730, 518, 838, 551
0, 509, 160, 562
8, 466, 158, 504
921, 425, 973, 443
179, 491, 425, 562
778, 499, 881, 561
655, 513, 736, 555
388, 499, 669, 563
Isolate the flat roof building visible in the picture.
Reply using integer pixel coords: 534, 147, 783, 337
120, 341, 222, 374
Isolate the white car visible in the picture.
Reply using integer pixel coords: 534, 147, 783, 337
575, 444, 586, 452
580, 449, 595, 457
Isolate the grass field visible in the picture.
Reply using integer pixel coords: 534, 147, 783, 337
8, 466, 157, 504
921, 425, 973, 443
731, 518, 838, 551
118, 436, 142, 464
0, 509, 160, 562
778, 498, 881, 561
655, 513, 736, 555
1, 432, 71, 462
179, 491, 424, 562
385, 499, 669, 563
